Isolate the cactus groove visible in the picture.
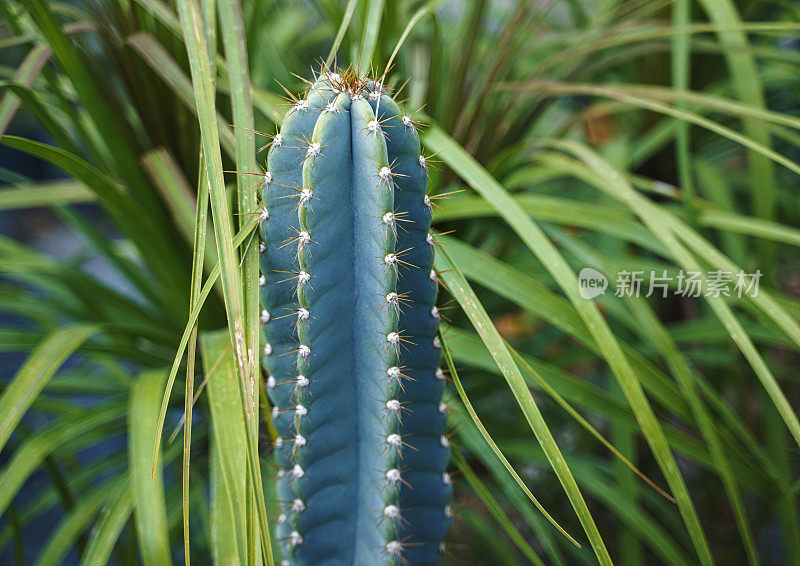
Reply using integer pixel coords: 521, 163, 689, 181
259, 67, 451, 565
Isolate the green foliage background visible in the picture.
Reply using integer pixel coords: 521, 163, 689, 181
1, 0, 799, 564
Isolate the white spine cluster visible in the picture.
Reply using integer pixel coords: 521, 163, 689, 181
385, 540, 403, 557
289, 531, 303, 547
306, 142, 321, 157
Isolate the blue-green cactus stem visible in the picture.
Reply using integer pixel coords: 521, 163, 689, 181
259, 69, 451, 565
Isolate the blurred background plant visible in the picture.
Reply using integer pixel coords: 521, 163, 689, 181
1, 0, 799, 564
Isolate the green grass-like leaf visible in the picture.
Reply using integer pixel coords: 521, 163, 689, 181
0, 323, 98, 454
427, 125, 713, 564
129, 370, 172, 566
435, 247, 612, 565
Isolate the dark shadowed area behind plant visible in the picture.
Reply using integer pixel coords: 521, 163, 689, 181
1, 0, 799, 564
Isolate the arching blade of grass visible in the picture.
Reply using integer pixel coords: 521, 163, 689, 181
589, 84, 800, 131
441, 339, 580, 547
445, 313, 687, 496
177, 149, 210, 566
129, 370, 171, 566
151, 214, 258, 478
126, 32, 236, 158
547, 140, 800, 450
0, 180, 94, 210
442, 180, 800, 254
507, 348, 674, 503
358, 0, 385, 74
174, 0, 246, 421
201, 330, 247, 565
326, 0, 358, 67
1, 82, 85, 160
524, 452, 694, 566
445, 330, 635, 435
512, 82, 800, 179
447, 387, 565, 564
698, 210, 800, 248
625, 298, 759, 565
382, 0, 443, 77
0, 43, 51, 135
217, 0, 265, 560
512, 150, 800, 351
696, 0, 776, 272
17, 0, 168, 224
0, 135, 187, 309
0, 405, 122, 518
426, 125, 712, 565
436, 193, 663, 254
81, 480, 133, 566
438, 235, 689, 418
661, 212, 800, 349
672, 0, 694, 221
444, 285, 680, 502
154, 11, 258, 558
552, 222, 760, 564
451, 450, 546, 566
0, 323, 98, 454
132, 0, 181, 33
141, 149, 200, 249
34, 478, 124, 566
210, 435, 242, 565
434, 248, 612, 565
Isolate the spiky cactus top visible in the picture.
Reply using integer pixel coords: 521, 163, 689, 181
258, 68, 451, 565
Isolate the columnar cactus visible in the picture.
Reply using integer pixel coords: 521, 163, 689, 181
258, 67, 451, 565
